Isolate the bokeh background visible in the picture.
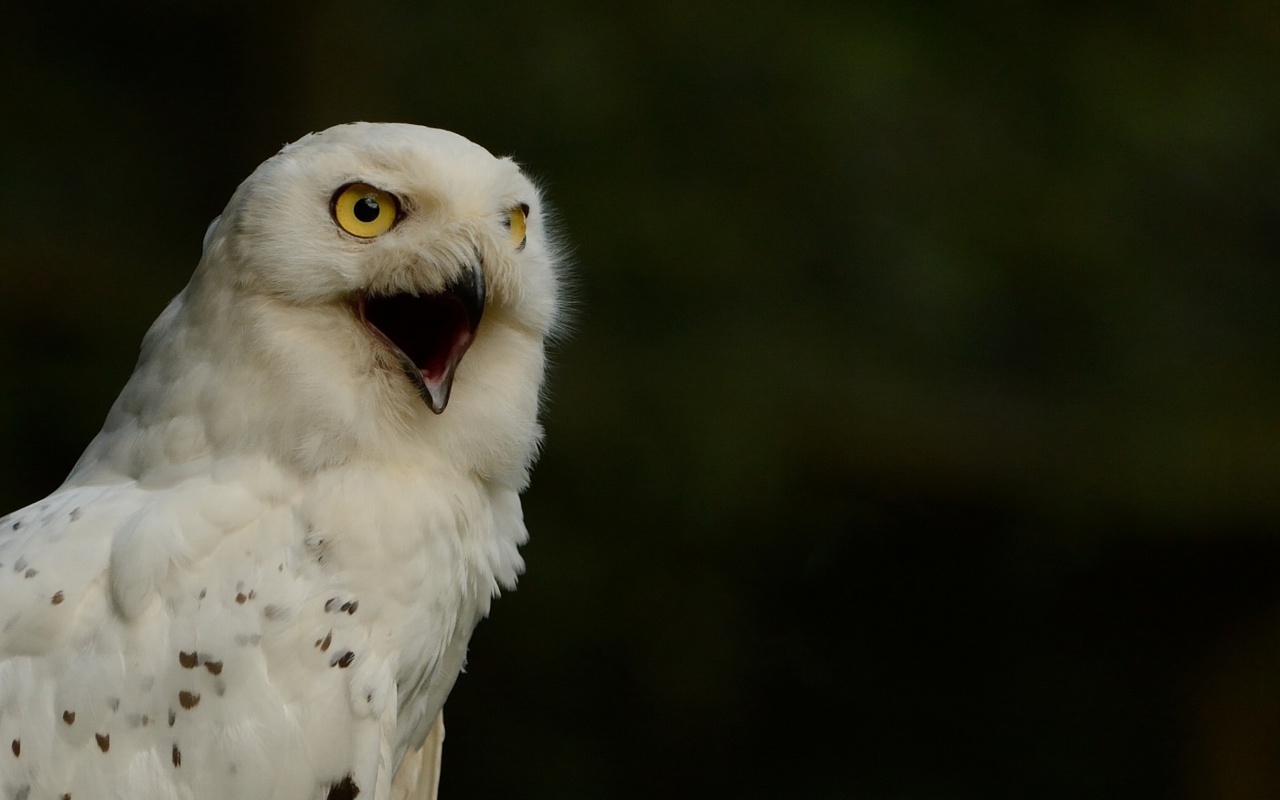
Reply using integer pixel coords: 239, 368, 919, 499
3, 2, 1279, 797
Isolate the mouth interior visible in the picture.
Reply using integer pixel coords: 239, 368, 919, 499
362, 291, 474, 384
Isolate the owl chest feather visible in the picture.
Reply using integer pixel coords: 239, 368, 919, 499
0, 454, 522, 799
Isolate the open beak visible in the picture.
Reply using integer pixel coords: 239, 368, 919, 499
355, 264, 486, 413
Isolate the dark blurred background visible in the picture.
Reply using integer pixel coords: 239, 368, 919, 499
2, 2, 1279, 797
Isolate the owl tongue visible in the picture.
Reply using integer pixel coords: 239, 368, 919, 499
358, 266, 486, 414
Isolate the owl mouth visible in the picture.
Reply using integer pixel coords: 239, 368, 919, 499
356, 265, 486, 414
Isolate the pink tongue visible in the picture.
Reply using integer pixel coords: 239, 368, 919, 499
421, 327, 475, 389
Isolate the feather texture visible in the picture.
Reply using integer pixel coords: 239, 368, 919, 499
0, 123, 559, 799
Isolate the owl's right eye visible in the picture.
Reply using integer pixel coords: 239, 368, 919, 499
332, 183, 399, 238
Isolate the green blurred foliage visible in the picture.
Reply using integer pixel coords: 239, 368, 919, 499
2, 1, 1279, 797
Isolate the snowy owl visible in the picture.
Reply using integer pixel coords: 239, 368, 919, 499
0, 122, 562, 800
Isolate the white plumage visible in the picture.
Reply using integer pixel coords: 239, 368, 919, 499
0, 123, 561, 800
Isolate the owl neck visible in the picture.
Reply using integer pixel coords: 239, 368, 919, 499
64, 276, 434, 486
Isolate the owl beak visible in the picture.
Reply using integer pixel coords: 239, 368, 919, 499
357, 264, 486, 414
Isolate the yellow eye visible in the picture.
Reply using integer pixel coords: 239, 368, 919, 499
506, 203, 529, 249
332, 183, 398, 238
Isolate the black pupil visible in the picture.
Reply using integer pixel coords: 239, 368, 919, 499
354, 195, 381, 223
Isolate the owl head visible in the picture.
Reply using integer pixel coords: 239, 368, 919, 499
80, 123, 563, 484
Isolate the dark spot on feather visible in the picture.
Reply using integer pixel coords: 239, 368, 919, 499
13, 557, 26, 572
11, 522, 20, 530
70, 508, 82, 521
142, 715, 151, 726
235, 593, 247, 604
331, 651, 355, 669
172, 744, 181, 767
11, 739, 18, 756
63, 710, 75, 725
22, 568, 36, 579
278, 563, 284, 572
107, 697, 119, 711
326, 775, 360, 800
62, 794, 70, 800
168, 710, 176, 727
179, 651, 198, 668
324, 598, 338, 612
14, 786, 30, 800
366, 692, 373, 703
95, 733, 109, 752
319, 631, 332, 651
205, 660, 223, 675
198, 589, 207, 599
263, 604, 284, 620
51, 591, 65, 605
178, 691, 200, 709
340, 600, 358, 615
248, 590, 256, 600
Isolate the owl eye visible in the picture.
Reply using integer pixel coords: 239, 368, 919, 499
505, 203, 529, 249
332, 183, 399, 238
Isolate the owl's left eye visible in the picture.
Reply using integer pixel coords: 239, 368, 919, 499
505, 203, 529, 249
332, 183, 399, 238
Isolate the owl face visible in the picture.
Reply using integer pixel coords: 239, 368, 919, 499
202, 122, 559, 415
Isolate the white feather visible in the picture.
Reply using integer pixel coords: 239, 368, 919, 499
0, 122, 560, 799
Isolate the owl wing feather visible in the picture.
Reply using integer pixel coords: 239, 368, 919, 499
0, 476, 407, 800
390, 713, 444, 800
